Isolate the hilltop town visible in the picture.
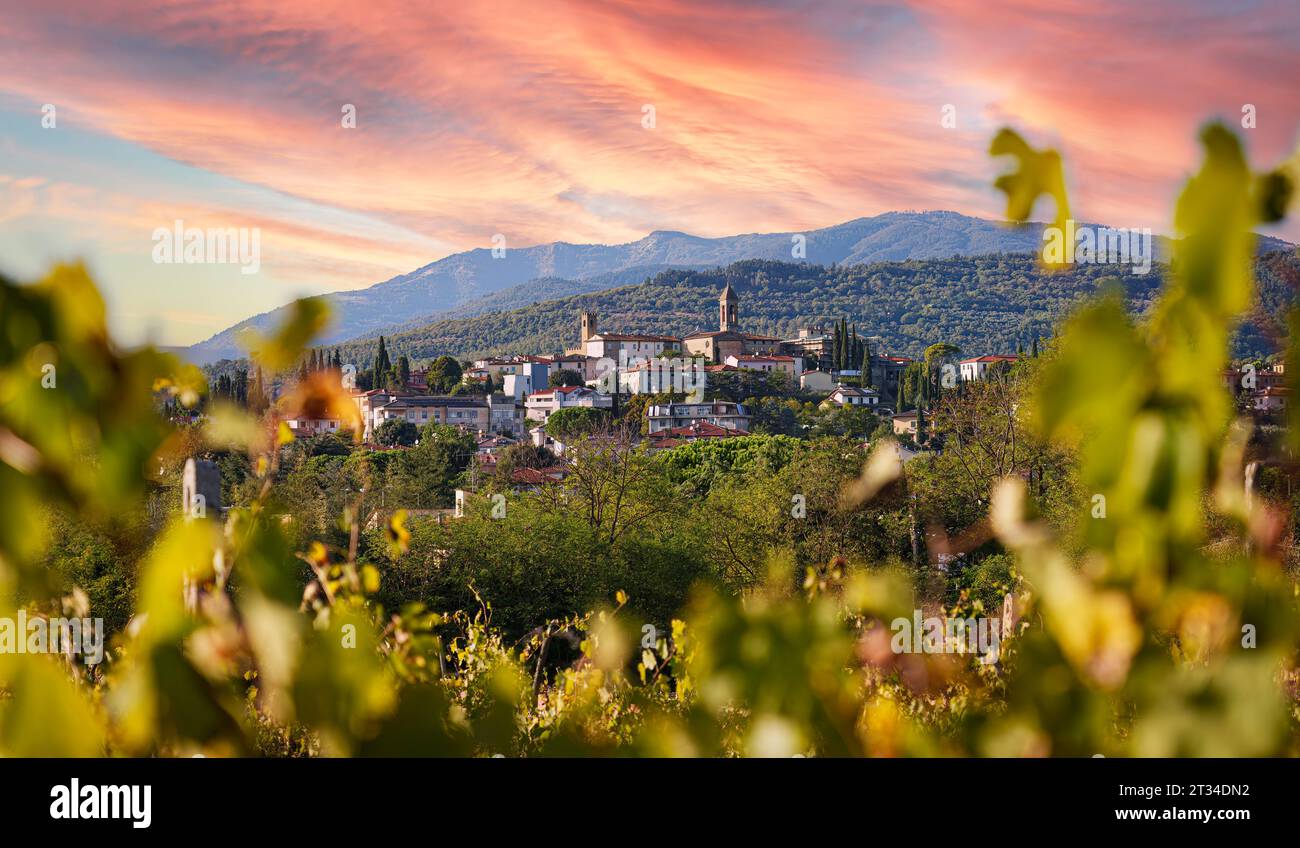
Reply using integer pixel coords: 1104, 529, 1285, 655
263, 284, 977, 478
182, 277, 1290, 503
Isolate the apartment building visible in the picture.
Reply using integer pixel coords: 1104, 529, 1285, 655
645, 401, 750, 433
524, 385, 614, 421
371, 395, 490, 434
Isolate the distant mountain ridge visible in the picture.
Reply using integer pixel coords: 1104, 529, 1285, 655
325, 251, 1300, 367
186, 211, 1296, 364
188, 210, 1191, 364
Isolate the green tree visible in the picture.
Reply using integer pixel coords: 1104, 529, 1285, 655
545, 406, 608, 441
375, 418, 418, 447
548, 368, 584, 387
427, 355, 462, 393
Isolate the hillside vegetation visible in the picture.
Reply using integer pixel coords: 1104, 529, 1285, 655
334, 253, 1299, 363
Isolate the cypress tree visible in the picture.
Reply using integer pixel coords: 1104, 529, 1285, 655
842, 318, 849, 372
374, 336, 391, 388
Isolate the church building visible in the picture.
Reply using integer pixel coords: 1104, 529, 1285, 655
683, 283, 784, 364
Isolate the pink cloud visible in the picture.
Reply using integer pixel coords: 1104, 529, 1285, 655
0, 0, 1296, 345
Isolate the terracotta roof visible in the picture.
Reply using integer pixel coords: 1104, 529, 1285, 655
648, 421, 749, 440
683, 329, 744, 340
591, 333, 680, 343
960, 355, 1019, 364
511, 466, 568, 484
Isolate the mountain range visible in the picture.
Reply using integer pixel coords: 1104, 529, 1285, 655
323, 250, 1300, 367
187, 211, 1193, 364
186, 211, 1296, 365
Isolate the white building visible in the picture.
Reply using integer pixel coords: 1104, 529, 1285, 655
371, 395, 490, 434
617, 357, 707, 396
283, 416, 343, 436
723, 353, 802, 378
823, 383, 880, 408
524, 385, 613, 422
800, 370, 835, 392
646, 401, 750, 434
1252, 386, 1291, 412
959, 355, 1019, 382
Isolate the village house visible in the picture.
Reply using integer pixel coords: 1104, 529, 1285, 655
959, 355, 1019, 382
618, 357, 708, 396
822, 383, 880, 408
1224, 362, 1286, 393
476, 434, 517, 454
282, 415, 344, 436
800, 369, 835, 392
473, 356, 541, 380
488, 392, 524, 435
645, 421, 750, 451
371, 395, 490, 434
509, 465, 568, 492
350, 389, 403, 440
548, 352, 604, 382
529, 422, 568, 455
780, 327, 835, 372
892, 410, 921, 438
866, 354, 911, 398
525, 385, 613, 421
723, 353, 803, 378
568, 310, 680, 361
646, 400, 750, 433
1251, 386, 1291, 412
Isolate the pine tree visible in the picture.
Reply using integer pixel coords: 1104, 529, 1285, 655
398, 355, 411, 388
1032, 336, 1040, 358
861, 338, 872, 389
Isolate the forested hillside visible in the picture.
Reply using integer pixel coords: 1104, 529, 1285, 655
335, 252, 1299, 363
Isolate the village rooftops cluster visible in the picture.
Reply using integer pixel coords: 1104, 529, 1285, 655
277, 281, 1029, 455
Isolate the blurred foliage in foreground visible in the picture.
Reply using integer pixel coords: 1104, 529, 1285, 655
1, 123, 1299, 756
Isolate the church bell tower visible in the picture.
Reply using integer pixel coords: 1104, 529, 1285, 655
719, 284, 738, 332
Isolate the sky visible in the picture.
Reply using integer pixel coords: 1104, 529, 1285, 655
1, 0, 1298, 347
